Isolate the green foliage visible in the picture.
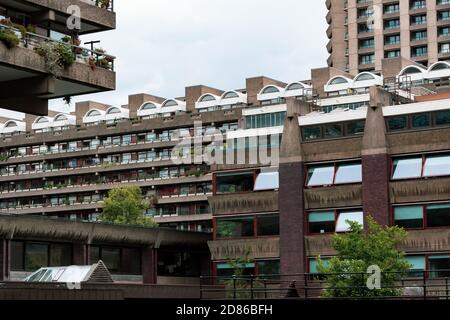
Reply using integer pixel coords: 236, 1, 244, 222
317, 216, 410, 298
100, 186, 158, 228
34, 41, 75, 77
0, 28, 20, 48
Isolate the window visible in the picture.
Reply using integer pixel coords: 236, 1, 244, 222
309, 258, 330, 274
11, 241, 24, 271
412, 46, 427, 57
141, 103, 157, 110
384, 19, 400, 30
262, 86, 280, 94
411, 15, 426, 25
438, 10, 450, 21
428, 255, 450, 278
392, 157, 422, 180
107, 107, 121, 115
215, 171, 254, 194
360, 54, 375, 65
360, 38, 374, 49
216, 262, 255, 279
303, 126, 321, 140
439, 26, 450, 37
411, 30, 427, 41
245, 112, 286, 129
405, 256, 425, 277
86, 110, 101, 117
308, 209, 363, 234
101, 247, 120, 272
254, 171, 279, 191
436, 110, 450, 126
394, 203, 450, 228
308, 211, 335, 234
385, 50, 401, 58
385, 35, 400, 45
324, 123, 343, 138
423, 154, 450, 177
257, 215, 279, 236
25, 243, 48, 271
36, 117, 49, 124
257, 260, 280, 276
426, 204, 450, 228
307, 162, 362, 187
200, 94, 216, 102
384, 3, 399, 14
394, 206, 423, 228
162, 100, 178, 108
121, 248, 141, 275
335, 211, 364, 233
387, 116, 407, 131
215, 217, 254, 238
329, 77, 348, 85
223, 91, 239, 99
334, 162, 363, 184
346, 120, 365, 135
412, 113, 430, 128
49, 244, 72, 267
286, 83, 304, 91
411, 0, 426, 9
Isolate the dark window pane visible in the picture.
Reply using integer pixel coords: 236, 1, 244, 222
387, 116, 408, 131
49, 244, 72, 267
412, 114, 430, 128
428, 256, 450, 278
346, 120, 365, 135
216, 217, 254, 238
435, 110, 450, 126
324, 124, 343, 138
11, 241, 24, 271
121, 248, 141, 275
426, 204, 450, 227
303, 127, 321, 140
257, 260, 280, 278
102, 247, 121, 272
216, 172, 254, 194
90, 246, 100, 263
257, 215, 279, 236
25, 243, 48, 272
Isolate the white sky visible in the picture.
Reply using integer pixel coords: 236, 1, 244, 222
3, 0, 328, 118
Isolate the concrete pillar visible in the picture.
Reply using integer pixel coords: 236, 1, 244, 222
361, 87, 392, 226
142, 246, 157, 284
279, 98, 306, 279
0, 239, 10, 281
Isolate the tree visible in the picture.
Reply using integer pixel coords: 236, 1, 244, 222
316, 216, 410, 298
100, 186, 158, 227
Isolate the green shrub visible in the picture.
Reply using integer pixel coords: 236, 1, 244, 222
0, 28, 20, 48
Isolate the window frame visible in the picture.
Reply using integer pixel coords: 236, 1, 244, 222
305, 160, 362, 188
306, 208, 364, 235
213, 213, 279, 240
392, 202, 450, 230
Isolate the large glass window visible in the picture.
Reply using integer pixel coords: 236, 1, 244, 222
215, 171, 254, 194
387, 116, 408, 131
405, 256, 426, 277
11, 241, 24, 271
101, 247, 121, 272
254, 171, 279, 191
394, 204, 450, 229
257, 260, 280, 276
436, 110, 450, 126
215, 217, 254, 238
392, 157, 422, 180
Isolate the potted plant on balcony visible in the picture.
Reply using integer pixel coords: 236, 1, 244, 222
98, 0, 111, 9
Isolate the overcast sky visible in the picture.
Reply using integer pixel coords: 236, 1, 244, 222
5, 0, 329, 118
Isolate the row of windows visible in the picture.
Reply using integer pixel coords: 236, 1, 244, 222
2, 123, 239, 159
215, 260, 280, 279
387, 110, 450, 132
308, 210, 363, 234
392, 153, 450, 180
302, 120, 365, 141
306, 162, 362, 187
321, 102, 368, 114
214, 214, 279, 239
309, 254, 450, 278
245, 112, 286, 129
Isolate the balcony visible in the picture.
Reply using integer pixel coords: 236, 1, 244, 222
0, 23, 115, 115
0, 0, 116, 34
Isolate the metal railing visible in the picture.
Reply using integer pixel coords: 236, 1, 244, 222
200, 270, 450, 300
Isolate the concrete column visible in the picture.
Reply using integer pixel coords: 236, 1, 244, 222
427, 0, 438, 64
399, 0, 411, 60
142, 246, 157, 284
279, 99, 306, 280
361, 87, 392, 226
0, 239, 10, 281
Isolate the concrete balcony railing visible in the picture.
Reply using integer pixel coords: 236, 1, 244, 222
304, 184, 362, 210
208, 191, 278, 216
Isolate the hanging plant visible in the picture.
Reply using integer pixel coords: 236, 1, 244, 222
88, 56, 97, 71
98, 0, 111, 9
63, 96, 72, 105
